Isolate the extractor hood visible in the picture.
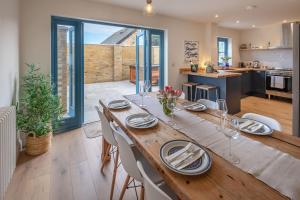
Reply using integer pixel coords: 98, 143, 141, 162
281, 22, 294, 48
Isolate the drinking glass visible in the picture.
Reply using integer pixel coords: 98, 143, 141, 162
216, 99, 228, 131
139, 82, 146, 108
167, 97, 177, 127
223, 116, 240, 164
144, 80, 151, 97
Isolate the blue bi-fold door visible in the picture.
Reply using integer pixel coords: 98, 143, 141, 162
52, 17, 164, 133
51, 17, 83, 133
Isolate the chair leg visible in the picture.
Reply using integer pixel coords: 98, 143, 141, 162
207, 90, 210, 100
194, 88, 198, 102
101, 144, 111, 173
109, 147, 119, 200
190, 86, 193, 102
119, 175, 130, 200
140, 185, 145, 200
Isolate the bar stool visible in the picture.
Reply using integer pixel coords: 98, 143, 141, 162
194, 84, 219, 102
181, 82, 197, 101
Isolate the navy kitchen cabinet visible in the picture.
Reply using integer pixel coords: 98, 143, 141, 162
241, 71, 252, 96
252, 70, 266, 95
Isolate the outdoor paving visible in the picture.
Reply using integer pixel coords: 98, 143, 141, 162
84, 80, 136, 123
84, 80, 159, 123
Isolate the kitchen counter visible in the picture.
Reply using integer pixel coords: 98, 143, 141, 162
179, 67, 241, 78
179, 67, 241, 114
179, 67, 268, 76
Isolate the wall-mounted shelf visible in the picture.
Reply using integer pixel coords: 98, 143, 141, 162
240, 47, 293, 51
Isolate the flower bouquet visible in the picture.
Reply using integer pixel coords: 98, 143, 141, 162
158, 86, 182, 116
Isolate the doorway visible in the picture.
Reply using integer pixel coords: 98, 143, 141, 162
51, 17, 165, 131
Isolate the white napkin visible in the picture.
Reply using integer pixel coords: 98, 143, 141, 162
239, 120, 254, 129
169, 145, 203, 169
251, 124, 264, 133
110, 101, 127, 108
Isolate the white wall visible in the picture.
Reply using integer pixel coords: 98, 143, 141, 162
20, 0, 207, 89
241, 23, 282, 48
0, 0, 19, 107
240, 23, 293, 69
216, 26, 241, 67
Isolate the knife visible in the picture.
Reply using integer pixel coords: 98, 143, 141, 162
165, 143, 193, 163
177, 149, 205, 170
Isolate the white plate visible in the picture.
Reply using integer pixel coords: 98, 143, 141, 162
125, 113, 158, 129
108, 100, 130, 110
236, 118, 273, 135
184, 103, 207, 112
160, 140, 212, 176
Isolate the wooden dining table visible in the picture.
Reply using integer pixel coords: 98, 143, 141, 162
99, 94, 300, 200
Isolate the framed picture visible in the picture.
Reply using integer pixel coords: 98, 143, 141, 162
184, 41, 199, 61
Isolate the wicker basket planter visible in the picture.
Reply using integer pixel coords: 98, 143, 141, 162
26, 133, 52, 156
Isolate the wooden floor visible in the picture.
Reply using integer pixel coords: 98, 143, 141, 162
239, 96, 292, 135
5, 129, 141, 200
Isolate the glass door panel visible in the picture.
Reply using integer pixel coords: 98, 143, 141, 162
136, 30, 146, 93
52, 17, 83, 132
149, 30, 164, 91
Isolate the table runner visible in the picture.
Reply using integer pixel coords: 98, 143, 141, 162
124, 94, 300, 200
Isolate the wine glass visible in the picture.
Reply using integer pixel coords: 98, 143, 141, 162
223, 116, 240, 164
167, 97, 177, 127
139, 82, 146, 108
144, 80, 151, 97
216, 99, 228, 131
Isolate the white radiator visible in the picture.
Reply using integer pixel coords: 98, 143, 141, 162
0, 107, 16, 200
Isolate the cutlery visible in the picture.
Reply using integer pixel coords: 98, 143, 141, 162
184, 103, 200, 109
131, 118, 156, 127
250, 124, 264, 132
172, 149, 201, 168
191, 104, 204, 110
129, 116, 156, 126
111, 102, 127, 107
129, 115, 153, 123
165, 143, 193, 162
239, 120, 254, 129
246, 122, 258, 131
177, 149, 205, 170
171, 146, 200, 167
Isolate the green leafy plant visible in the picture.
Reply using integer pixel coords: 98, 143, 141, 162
221, 56, 232, 62
17, 64, 63, 137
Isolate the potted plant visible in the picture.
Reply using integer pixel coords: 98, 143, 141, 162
204, 61, 215, 73
17, 64, 63, 156
221, 56, 232, 67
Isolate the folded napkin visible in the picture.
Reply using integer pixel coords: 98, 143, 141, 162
250, 123, 264, 133
110, 101, 127, 108
168, 144, 204, 170
129, 115, 155, 126
239, 120, 254, 129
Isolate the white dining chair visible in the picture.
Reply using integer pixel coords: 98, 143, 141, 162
197, 99, 218, 109
95, 105, 120, 200
137, 161, 177, 200
179, 92, 185, 100
242, 113, 282, 131
110, 122, 163, 200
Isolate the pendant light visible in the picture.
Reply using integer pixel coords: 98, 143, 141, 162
143, 0, 155, 16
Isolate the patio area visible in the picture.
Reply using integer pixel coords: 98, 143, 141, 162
84, 80, 136, 123
84, 80, 159, 123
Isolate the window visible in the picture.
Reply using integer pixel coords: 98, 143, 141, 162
217, 37, 229, 66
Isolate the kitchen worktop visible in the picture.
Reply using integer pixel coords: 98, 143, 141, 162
179, 68, 241, 78
179, 67, 267, 78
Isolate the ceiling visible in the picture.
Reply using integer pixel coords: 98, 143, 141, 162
87, 0, 300, 29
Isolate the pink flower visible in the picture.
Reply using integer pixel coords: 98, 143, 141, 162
174, 89, 182, 97
164, 86, 173, 93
